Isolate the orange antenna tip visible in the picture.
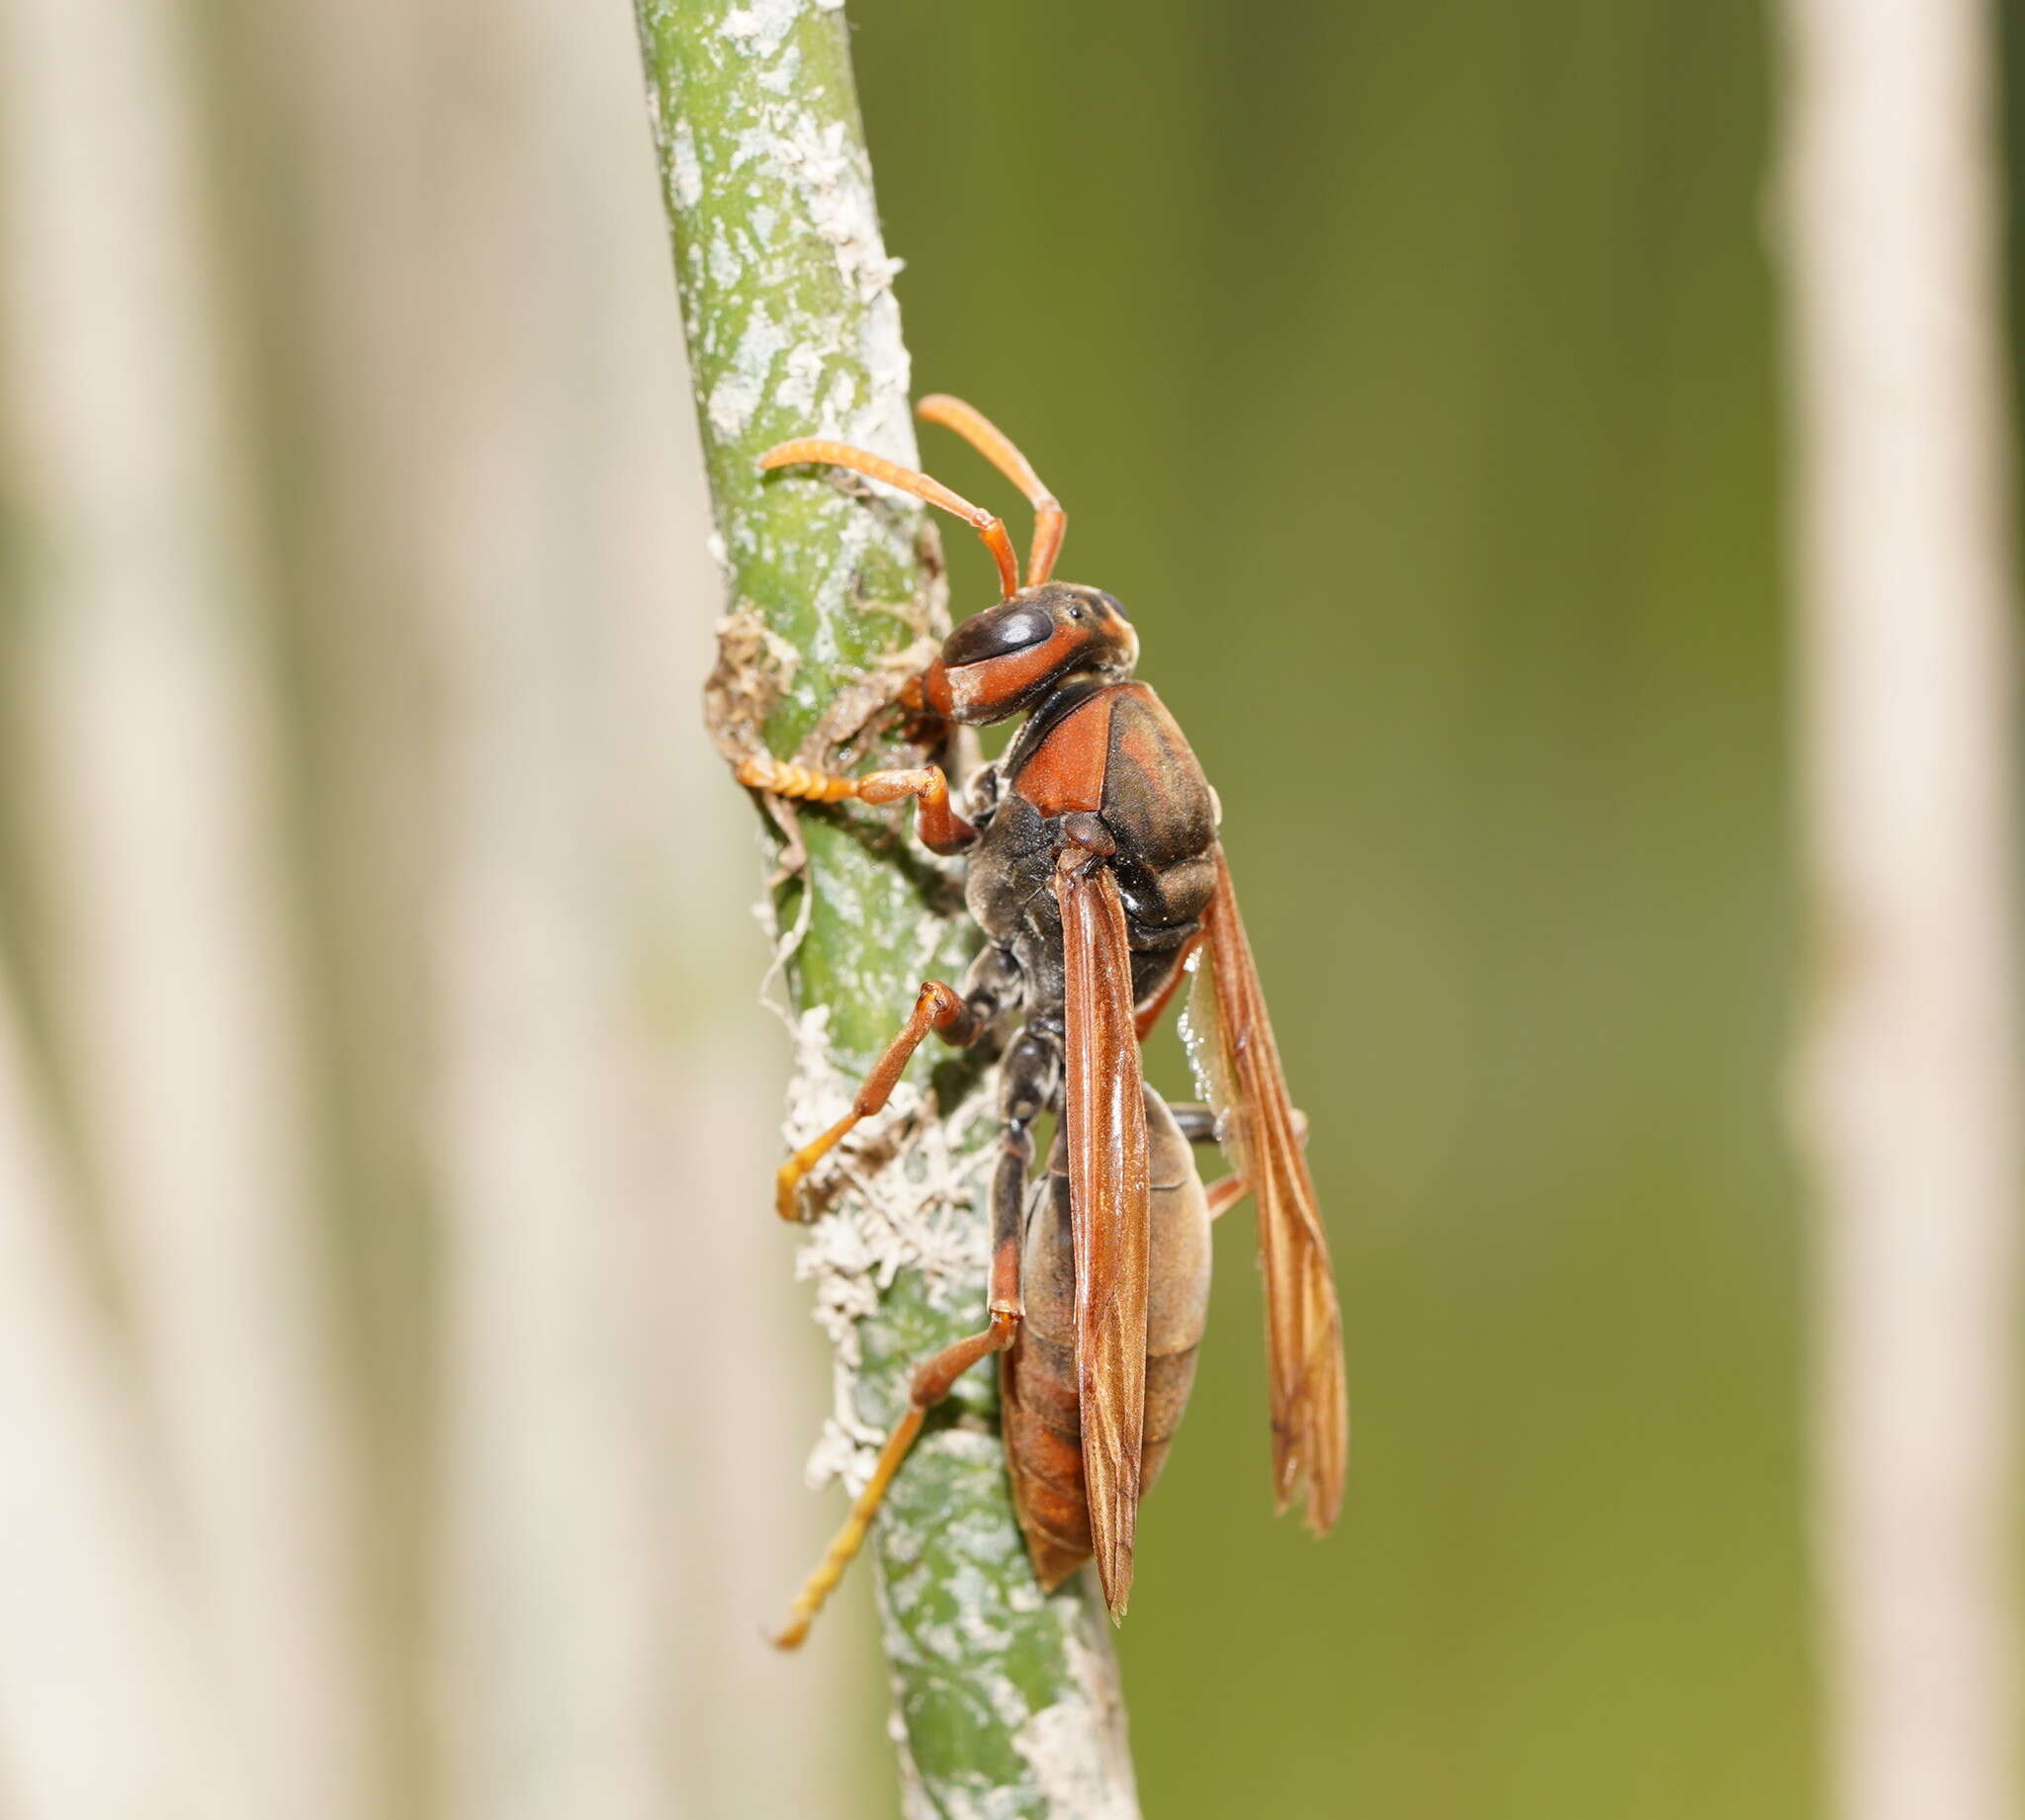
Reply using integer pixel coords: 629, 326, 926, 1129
916, 395, 1069, 585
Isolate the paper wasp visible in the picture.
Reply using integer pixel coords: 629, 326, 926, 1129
739, 395, 1347, 1645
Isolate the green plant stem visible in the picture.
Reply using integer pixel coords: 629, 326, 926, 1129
631, 4, 1139, 1813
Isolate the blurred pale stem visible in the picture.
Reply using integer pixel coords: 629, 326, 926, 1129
631, 2, 1140, 1811
1782, 1, 2023, 1816
0, 961, 242, 1820
0, 0, 375, 1806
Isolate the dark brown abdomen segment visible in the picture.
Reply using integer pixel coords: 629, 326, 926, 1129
1002, 1085, 1212, 1589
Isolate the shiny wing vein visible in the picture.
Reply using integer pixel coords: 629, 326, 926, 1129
1059, 860, 1151, 1619
1186, 848, 1349, 1532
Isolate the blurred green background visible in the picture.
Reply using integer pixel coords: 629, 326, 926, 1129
849, 4, 1798, 1814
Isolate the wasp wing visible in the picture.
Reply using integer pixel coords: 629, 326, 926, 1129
1058, 858, 1151, 1620
1184, 849, 1348, 1532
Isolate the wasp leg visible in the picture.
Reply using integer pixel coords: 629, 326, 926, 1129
1167, 1099, 1309, 1222
738, 752, 977, 854
1168, 1100, 1219, 1145
771, 1310, 1018, 1648
990, 1027, 1058, 1315
1203, 1177, 1250, 1223
773, 980, 986, 1219
774, 947, 1018, 1221
773, 1034, 1052, 1649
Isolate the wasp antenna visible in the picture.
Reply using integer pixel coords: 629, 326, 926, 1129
758, 437, 1021, 598
917, 395, 1068, 587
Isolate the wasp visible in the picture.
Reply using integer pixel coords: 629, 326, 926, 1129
740, 396, 1347, 1645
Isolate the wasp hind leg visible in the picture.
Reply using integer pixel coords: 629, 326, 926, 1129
1167, 1099, 1310, 1221
771, 1031, 1051, 1649
771, 1307, 1019, 1649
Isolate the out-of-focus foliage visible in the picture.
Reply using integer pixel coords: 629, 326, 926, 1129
849, 4, 1804, 1816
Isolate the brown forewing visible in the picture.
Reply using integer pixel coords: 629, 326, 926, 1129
1187, 849, 1349, 1532
1057, 859, 1151, 1619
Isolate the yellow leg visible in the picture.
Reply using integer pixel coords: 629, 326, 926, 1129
772, 980, 972, 1219
773, 1311, 1017, 1649
773, 1111, 860, 1221
737, 753, 975, 853
772, 1407, 925, 1649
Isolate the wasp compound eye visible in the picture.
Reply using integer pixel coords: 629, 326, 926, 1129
942, 604, 1053, 666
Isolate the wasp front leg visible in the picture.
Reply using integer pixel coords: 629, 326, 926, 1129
738, 752, 977, 855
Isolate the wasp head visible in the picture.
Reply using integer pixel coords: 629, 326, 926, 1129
921, 584, 1136, 726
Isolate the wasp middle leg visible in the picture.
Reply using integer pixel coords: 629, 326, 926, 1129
772, 947, 1019, 1220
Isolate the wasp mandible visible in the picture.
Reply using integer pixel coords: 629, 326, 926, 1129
740, 395, 1348, 1646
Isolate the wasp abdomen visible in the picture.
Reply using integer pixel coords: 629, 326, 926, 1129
1002, 1085, 1212, 1590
